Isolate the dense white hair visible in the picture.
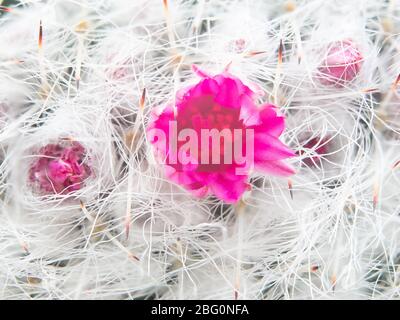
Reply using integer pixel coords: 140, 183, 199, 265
0, 0, 399, 299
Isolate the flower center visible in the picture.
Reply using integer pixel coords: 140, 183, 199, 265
173, 95, 246, 172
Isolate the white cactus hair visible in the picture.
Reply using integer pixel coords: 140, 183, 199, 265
0, 0, 399, 300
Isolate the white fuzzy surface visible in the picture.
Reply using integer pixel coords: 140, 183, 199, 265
0, 0, 399, 300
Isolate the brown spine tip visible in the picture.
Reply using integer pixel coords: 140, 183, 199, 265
163, 0, 168, 10
246, 51, 266, 57
392, 73, 400, 90
60, 136, 74, 142
362, 87, 378, 93
372, 194, 378, 212
129, 253, 140, 262
372, 182, 379, 212
278, 39, 283, 65
331, 274, 337, 291
21, 242, 29, 253
288, 179, 293, 200
140, 88, 146, 109
311, 265, 319, 272
125, 217, 131, 241
38, 20, 43, 49
224, 61, 233, 72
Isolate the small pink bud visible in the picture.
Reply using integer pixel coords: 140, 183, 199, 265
297, 136, 331, 167
29, 141, 91, 195
318, 40, 363, 86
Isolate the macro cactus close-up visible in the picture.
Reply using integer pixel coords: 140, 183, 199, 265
0, 0, 400, 301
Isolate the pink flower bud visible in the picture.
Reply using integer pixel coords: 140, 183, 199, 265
29, 141, 91, 195
318, 40, 363, 86
297, 136, 331, 167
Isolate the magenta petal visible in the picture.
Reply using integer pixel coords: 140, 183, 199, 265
168, 169, 205, 190
232, 77, 254, 97
214, 77, 241, 108
189, 186, 209, 198
148, 105, 174, 132
210, 174, 248, 203
168, 170, 190, 186
254, 133, 296, 161
185, 78, 219, 101
47, 160, 71, 183
176, 85, 195, 101
239, 94, 261, 126
252, 105, 285, 137
255, 160, 295, 177
199, 78, 220, 96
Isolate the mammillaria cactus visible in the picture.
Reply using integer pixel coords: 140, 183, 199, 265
0, 0, 399, 302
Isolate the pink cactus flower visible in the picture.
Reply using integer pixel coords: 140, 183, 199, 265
318, 39, 363, 86
29, 141, 91, 195
147, 67, 295, 203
